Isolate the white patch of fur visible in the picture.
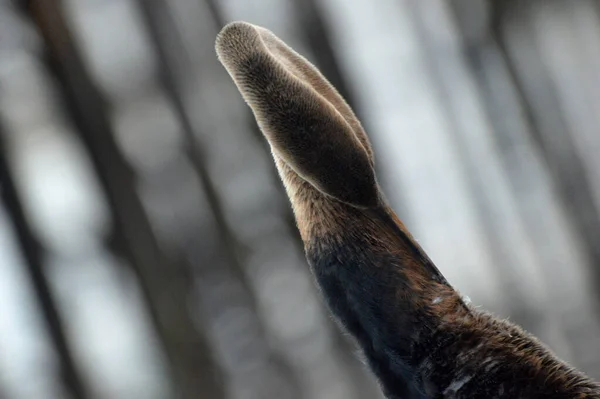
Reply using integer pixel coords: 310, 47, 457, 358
443, 375, 473, 395
432, 296, 443, 304
484, 358, 500, 372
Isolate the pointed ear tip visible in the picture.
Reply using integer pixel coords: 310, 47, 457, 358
215, 21, 262, 63
216, 21, 255, 43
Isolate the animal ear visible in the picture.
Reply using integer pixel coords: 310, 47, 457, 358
215, 21, 379, 208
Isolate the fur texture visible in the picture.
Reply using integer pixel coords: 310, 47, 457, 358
215, 21, 600, 399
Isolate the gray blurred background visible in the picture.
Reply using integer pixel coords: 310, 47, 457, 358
1, 0, 600, 398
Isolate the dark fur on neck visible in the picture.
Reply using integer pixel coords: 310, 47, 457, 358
301, 186, 598, 398
215, 21, 600, 398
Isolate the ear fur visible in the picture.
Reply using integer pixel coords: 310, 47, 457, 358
216, 21, 600, 399
215, 21, 378, 208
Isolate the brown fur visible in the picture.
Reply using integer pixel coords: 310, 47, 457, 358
216, 22, 378, 208
216, 21, 600, 398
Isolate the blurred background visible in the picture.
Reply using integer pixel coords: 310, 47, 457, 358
1, 0, 600, 398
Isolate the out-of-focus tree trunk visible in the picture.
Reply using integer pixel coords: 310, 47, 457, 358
21, 1, 227, 398
490, 0, 600, 314
488, 0, 600, 376
0, 123, 92, 399
132, 1, 304, 397
491, 2, 600, 296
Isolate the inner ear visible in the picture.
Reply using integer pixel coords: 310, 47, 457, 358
216, 22, 379, 208
254, 26, 375, 165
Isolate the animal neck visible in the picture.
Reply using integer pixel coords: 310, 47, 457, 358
273, 155, 600, 399
275, 155, 472, 395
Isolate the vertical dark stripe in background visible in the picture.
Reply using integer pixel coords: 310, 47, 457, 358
0, 122, 91, 399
